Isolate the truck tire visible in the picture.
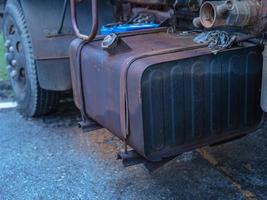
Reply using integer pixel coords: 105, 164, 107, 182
3, 0, 59, 117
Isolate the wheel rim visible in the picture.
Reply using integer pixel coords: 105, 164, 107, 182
4, 15, 28, 102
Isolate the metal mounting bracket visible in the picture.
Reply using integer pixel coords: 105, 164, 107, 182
78, 119, 102, 133
117, 150, 177, 172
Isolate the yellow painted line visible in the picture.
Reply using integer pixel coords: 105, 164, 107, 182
197, 148, 258, 200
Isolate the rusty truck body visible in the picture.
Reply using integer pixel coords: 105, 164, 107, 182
2, 0, 267, 163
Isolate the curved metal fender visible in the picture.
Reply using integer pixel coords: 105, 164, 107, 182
15, 0, 113, 91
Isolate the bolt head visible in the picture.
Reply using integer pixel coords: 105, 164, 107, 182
9, 46, 14, 52
4, 40, 11, 48
11, 60, 17, 66
10, 70, 17, 79
5, 52, 13, 62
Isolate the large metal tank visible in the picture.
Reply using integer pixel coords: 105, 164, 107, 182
70, 30, 263, 161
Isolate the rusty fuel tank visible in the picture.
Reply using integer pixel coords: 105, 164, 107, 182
70, 30, 263, 161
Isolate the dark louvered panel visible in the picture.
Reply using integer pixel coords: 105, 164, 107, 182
141, 47, 263, 155
208, 58, 222, 134
246, 51, 262, 126
169, 64, 185, 145
143, 69, 165, 151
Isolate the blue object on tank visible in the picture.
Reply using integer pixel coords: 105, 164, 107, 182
100, 23, 160, 35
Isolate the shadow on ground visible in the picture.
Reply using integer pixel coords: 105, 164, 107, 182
35, 99, 82, 129
0, 80, 81, 128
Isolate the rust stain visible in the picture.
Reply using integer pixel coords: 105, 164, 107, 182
197, 148, 258, 200
72, 127, 124, 159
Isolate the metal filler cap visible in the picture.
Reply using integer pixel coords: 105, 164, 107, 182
101, 33, 119, 51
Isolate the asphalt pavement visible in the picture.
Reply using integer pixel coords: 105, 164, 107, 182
0, 81, 266, 200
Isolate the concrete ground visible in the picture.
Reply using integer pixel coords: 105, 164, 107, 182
0, 81, 266, 200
